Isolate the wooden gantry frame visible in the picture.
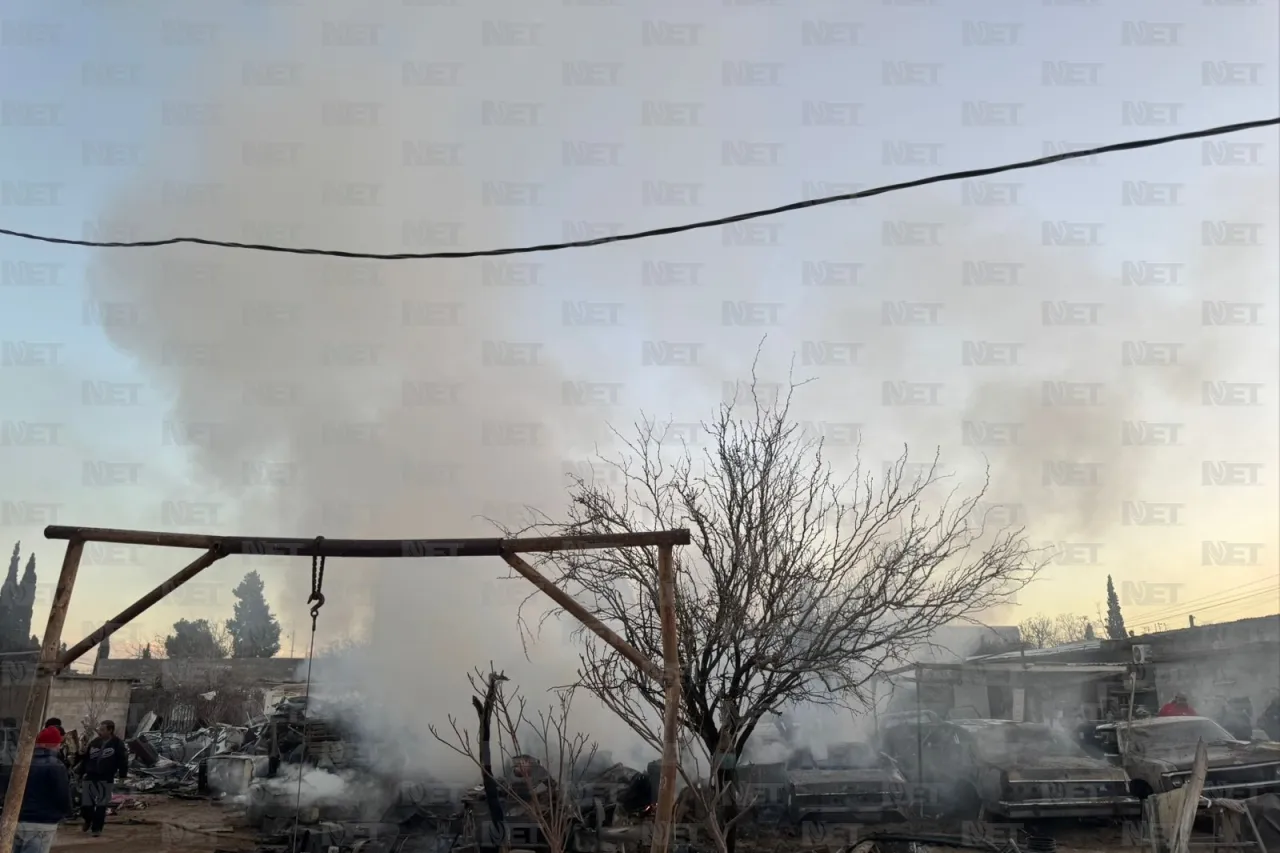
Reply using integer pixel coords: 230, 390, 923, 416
0, 525, 689, 853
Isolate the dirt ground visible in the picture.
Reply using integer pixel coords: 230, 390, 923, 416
49, 796, 257, 853
41, 797, 1142, 853
735, 818, 1137, 853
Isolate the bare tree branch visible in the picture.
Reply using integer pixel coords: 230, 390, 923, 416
430, 668, 600, 853
502, 365, 1045, 853
1018, 613, 1096, 649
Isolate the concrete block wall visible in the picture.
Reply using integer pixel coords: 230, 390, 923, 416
1153, 647, 1280, 722
44, 677, 132, 736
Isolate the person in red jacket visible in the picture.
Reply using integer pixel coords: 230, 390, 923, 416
1158, 692, 1198, 717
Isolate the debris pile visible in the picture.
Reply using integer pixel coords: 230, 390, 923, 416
109, 694, 911, 852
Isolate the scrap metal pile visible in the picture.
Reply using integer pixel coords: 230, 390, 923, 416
246, 748, 665, 853
120, 696, 360, 797
109, 700, 1280, 853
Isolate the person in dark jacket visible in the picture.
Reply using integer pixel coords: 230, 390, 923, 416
14, 726, 73, 853
1218, 698, 1254, 741
41, 718, 72, 771
75, 720, 128, 837
1261, 696, 1280, 742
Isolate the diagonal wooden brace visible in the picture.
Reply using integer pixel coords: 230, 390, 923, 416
57, 547, 225, 671
499, 553, 664, 684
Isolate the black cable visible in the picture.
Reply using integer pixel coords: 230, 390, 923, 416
0, 117, 1275, 260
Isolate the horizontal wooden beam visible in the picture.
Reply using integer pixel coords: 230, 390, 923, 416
44, 526, 690, 556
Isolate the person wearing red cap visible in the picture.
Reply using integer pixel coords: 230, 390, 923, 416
1158, 692, 1199, 718
13, 726, 72, 853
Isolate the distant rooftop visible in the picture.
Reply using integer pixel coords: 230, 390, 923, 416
1133, 613, 1278, 642
967, 639, 1105, 663
971, 614, 1279, 661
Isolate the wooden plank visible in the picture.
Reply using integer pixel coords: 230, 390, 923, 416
44, 525, 690, 555
1169, 740, 1211, 853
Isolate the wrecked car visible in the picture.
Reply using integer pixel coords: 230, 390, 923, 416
873, 710, 940, 753
882, 719, 1139, 820
1098, 716, 1280, 800
773, 742, 910, 825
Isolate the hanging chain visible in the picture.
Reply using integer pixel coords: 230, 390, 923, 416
307, 536, 326, 632
292, 536, 326, 853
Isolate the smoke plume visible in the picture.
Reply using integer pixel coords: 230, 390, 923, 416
79, 2, 1276, 775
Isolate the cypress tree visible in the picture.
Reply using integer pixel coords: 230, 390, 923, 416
226, 571, 282, 658
1105, 576, 1128, 640
0, 543, 20, 652
15, 552, 36, 646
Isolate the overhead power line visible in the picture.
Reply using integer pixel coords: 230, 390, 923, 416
1128, 588, 1274, 632
1126, 576, 1278, 626
1204, 600, 1280, 626
0, 117, 1276, 261
1129, 583, 1280, 633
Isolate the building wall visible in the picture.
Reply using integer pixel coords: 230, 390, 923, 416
0, 658, 38, 724
94, 658, 306, 687
44, 677, 133, 735
1153, 644, 1280, 722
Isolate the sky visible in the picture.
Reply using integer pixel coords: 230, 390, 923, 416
1, 0, 1278, 749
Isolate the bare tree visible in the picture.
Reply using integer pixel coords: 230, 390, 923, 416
80, 677, 121, 735
1054, 613, 1094, 644
512, 375, 1040, 853
114, 639, 157, 659
1017, 614, 1057, 650
1017, 613, 1096, 649
430, 667, 599, 853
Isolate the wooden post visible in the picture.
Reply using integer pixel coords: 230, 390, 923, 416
915, 665, 924, 818
651, 544, 681, 853
0, 539, 84, 853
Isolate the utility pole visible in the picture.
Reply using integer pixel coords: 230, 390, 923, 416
289, 629, 295, 658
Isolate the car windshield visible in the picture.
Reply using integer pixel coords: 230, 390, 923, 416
1120, 719, 1238, 752
882, 711, 939, 728
788, 743, 882, 770
968, 726, 1088, 761
825, 743, 880, 769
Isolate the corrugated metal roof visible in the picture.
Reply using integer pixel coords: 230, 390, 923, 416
967, 639, 1105, 662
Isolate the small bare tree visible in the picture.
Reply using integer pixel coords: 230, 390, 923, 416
80, 677, 125, 735
1017, 614, 1057, 650
114, 640, 154, 660
1018, 613, 1095, 649
430, 668, 599, 853
512, 372, 1041, 853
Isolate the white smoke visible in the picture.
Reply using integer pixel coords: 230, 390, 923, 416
67, 0, 1277, 784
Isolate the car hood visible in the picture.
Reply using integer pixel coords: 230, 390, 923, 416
994, 755, 1128, 782
1131, 743, 1280, 773
787, 769, 903, 791
1003, 763, 1126, 778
